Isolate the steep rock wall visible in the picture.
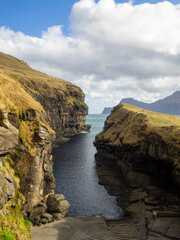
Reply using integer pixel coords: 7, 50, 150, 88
0, 51, 90, 136
94, 104, 180, 215
0, 52, 89, 238
28, 85, 89, 136
95, 103, 180, 189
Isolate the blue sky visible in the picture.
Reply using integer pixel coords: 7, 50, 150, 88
0, 0, 179, 36
0, 0, 180, 113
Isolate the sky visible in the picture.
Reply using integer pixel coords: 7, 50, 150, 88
0, 0, 180, 113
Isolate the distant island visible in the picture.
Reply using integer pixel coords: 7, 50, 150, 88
101, 91, 180, 115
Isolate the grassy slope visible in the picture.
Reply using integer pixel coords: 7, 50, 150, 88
123, 103, 180, 128
97, 103, 180, 148
0, 70, 44, 113
0, 52, 87, 109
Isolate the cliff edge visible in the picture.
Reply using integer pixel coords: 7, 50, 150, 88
0, 52, 90, 136
0, 52, 89, 239
94, 103, 180, 217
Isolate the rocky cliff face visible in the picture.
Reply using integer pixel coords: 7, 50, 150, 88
94, 103, 180, 215
0, 52, 90, 136
0, 52, 89, 239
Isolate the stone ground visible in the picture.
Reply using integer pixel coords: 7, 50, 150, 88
31, 215, 180, 240
31, 165, 180, 240
31, 216, 107, 240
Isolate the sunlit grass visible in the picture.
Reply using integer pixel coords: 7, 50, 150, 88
122, 103, 180, 128
0, 70, 44, 114
0, 51, 84, 106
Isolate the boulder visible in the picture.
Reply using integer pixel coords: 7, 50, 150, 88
40, 213, 53, 224
47, 194, 70, 217
29, 202, 47, 223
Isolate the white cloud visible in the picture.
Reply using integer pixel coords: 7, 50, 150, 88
0, 0, 180, 113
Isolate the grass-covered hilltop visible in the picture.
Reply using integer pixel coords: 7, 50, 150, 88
0, 52, 90, 239
94, 103, 180, 220
0, 52, 90, 135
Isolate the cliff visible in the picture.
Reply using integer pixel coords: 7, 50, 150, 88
0, 52, 89, 239
0, 52, 90, 136
94, 103, 180, 215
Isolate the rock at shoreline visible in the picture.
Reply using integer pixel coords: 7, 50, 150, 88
95, 104, 180, 239
0, 51, 90, 238
95, 103, 180, 190
47, 194, 70, 218
94, 103, 180, 216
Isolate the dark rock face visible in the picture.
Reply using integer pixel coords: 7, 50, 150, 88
23, 82, 90, 136
94, 103, 180, 215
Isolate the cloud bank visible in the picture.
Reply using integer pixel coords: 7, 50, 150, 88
0, 0, 180, 113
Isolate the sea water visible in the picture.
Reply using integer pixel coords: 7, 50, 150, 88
52, 114, 124, 219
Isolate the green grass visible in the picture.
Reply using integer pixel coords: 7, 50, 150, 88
1, 230, 16, 240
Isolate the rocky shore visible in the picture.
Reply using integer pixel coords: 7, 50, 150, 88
94, 103, 180, 239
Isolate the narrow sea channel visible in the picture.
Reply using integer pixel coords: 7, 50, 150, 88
52, 114, 124, 220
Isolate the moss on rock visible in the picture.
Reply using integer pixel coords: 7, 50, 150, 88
0, 156, 32, 240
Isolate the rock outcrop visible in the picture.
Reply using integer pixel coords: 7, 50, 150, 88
0, 52, 90, 239
94, 103, 180, 216
0, 52, 90, 136
0, 110, 19, 155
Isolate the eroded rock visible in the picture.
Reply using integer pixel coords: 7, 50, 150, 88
94, 103, 180, 216
0, 52, 90, 231
47, 194, 70, 217
0, 110, 9, 128
0, 124, 19, 155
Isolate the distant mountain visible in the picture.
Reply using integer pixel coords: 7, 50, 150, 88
121, 91, 180, 115
120, 98, 150, 109
101, 91, 180, 115
101, 107, 113, 114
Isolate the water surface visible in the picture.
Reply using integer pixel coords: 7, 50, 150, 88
52, 114, 124, 220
